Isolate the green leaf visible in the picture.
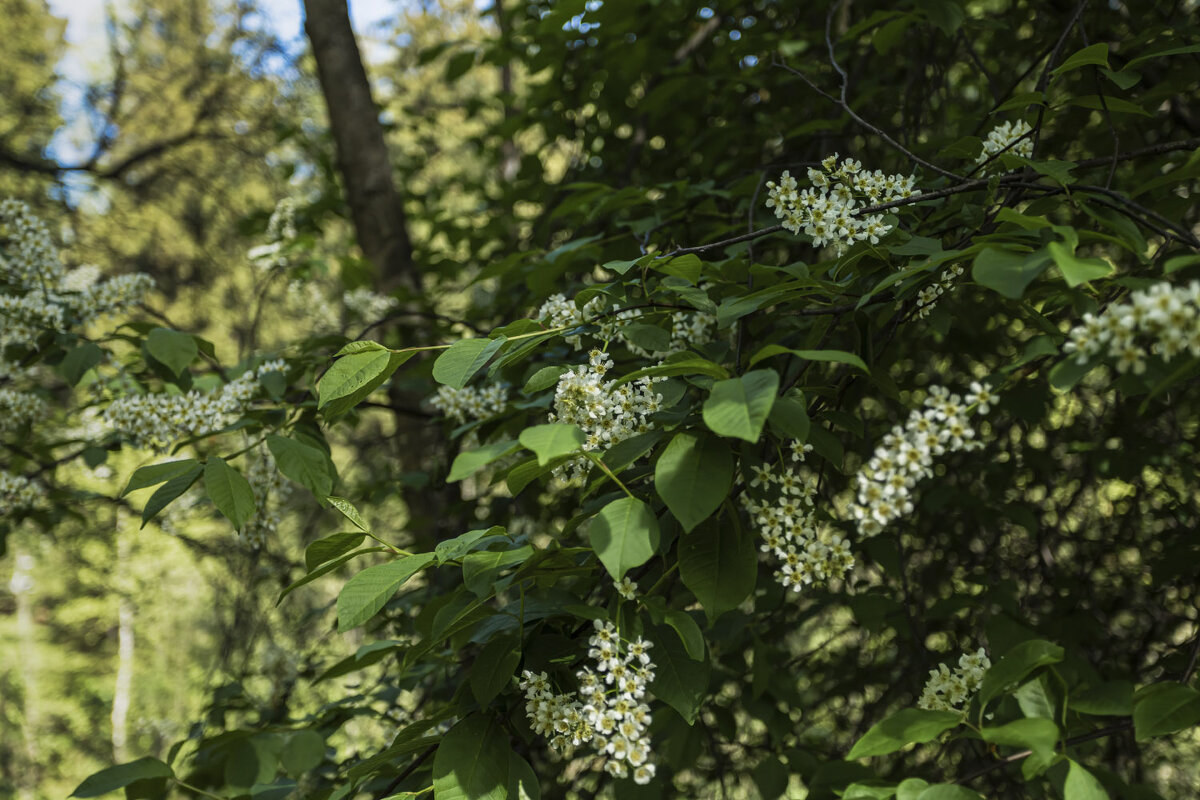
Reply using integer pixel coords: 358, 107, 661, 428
318, 349, 414, 416
1051, 43, 1109, 78
1065, 759, 1109, 800
122, 459, 200, 496
1127, 43, 1200, 68
267, 434, 335, 497
678, 517, 757, 623
507, 752, 541, 800
897, 778, 930, 800
1070, 681, 1134, 716
663, 609, 706, 661
768, 395, 811, 441
980, 717, 1059, 765
59, 342, 103, 385
448, 439, 520, 482
204, 457, 256, 530
337, 553, 436, 631
280, 731, 325, 775
432, 337, 507, 389
470, 635, 522, 706
588, 496, 660, 580
1049, 357, 1097, 392
979, 639, 1065, 708
846, 708, 963, 759
144, 327, 198, 377
1133, 683, 1200, 740
1164, 254, 1200, 274
649, 623, 709, 724
1065, 95, 1150, 117
305, 532, 367, 570
462, 545, 534, 596
519, 424, 586, 466
702, 369, 779, 442
334, 339, 388, 357
972, 246, 1051, 299
1048, 241, 1113, 287
432, 715, 511, 800
522, 365, 568, 393
650, 253, 702, 284
71, 757, 174, 797
435, 527, 506, 564
277, 548, 385, 604
615, 355, 729, 384
327, 496, 370, 532
654, 433, 733, 533
141, 462, 203, 527
750, 344, 869, 372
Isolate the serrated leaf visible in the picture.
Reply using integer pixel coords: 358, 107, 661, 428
654, 433, 732, 532
1048, 241, 1113, 287
663, 609, 706, 661
768, 395, 811, 440
649, 623, 709, 724
1051, 42, 1109, 77
1070, 680, 1134, 716
702, 369, 779, 442
1133, 683, 1200, 740
448, 439, 520, 482
433, 337, 507, 389
678, 517, 756, 622
280, 731, 325, 776
122, 459, 200, 496
847, 708, 963, 759
305, 532, 367, 570
650, 253, 702, 284
327, 496, 370, 532
1064, 759, 1109, 800
749, 344, 869, 373
71, 758, 174, 797
334, 340, 388, 357
319, 349, 414, 416
435, 527, 507, 564
980, 717, 1059, 765
59, 342, 103, 385
972, 246, 1051, 299
470, 635, 522, 706
588, 496, 660, 580
145, 327, 198, 377
267, 434, 335, 497
979, 639, 1064, 708
522, 365, 568, 393
204, 457, 256, 530
337, 553, 436, 631
141, 462, 203, 527
432, 715, 511, 800
519, 424, 585, 466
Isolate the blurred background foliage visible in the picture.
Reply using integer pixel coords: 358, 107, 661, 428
1, 0, 1199, 798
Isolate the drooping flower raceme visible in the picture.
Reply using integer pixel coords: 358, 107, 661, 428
918, 647, 991, 712
430, 383, 509, 424
536, 293, 715, 356
104, 361, 287, 450
519, 620, 658, 784
1062, 280, 1200, 375
548, 350, 665, 485
915, 264, 966, 319
0, 471, 46, 515
977, 120, 1033, 167
739, 443, 854, 593
851, 383, 997, 538
766, 154, 920, 255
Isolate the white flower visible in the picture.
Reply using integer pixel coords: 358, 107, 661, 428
614, 576, 638, 600
977, 120, 1033, 167
918, 647, 991, 712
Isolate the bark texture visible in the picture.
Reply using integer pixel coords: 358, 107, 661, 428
303, 0, 417, 291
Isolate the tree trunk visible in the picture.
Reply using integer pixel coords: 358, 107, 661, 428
302, 0, 418, 292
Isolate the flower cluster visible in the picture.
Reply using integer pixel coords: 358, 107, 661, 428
519, 620, 657, 784
249, 198, 297, 271
0, 389, 44, 433
917, 648, 991, 712
739, 442, 853, 593
914, 264, 965, 319
615, 308, 717, 358
548, 350, 665, 484
430, 382, 509, 424
536, 293, 715, 355
766, 154, 920, 255
0, 470, 47, 515
237, 444, 293, 548
977, 120, 1033, 167
851, 383, 997, 538
105, 361, 286, 450
1, 201, 154, 355
1063, 281, 1200, 374
536, 293, 607, 349
343, 286, 398, 321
